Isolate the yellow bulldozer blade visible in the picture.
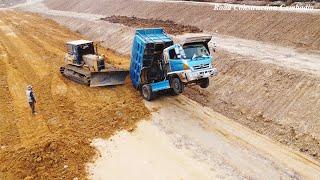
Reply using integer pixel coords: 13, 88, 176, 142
90, 70, 129, 87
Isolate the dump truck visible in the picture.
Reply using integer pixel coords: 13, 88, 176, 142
60, 40, 129, 87
130, 28, 218, 100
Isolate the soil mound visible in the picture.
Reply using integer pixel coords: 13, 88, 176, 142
101, 15, 202, 35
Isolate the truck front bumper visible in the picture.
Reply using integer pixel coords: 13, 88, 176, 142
185, 68, 218, 81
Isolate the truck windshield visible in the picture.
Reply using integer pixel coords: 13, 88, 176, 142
183, 44, 209, 59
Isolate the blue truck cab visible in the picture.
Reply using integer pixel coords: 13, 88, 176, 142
130, 28, 218, 100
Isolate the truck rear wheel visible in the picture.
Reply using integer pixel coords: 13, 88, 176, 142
171, 77, 184, 95
141, 84, 154, 101
199, 78, 209, 88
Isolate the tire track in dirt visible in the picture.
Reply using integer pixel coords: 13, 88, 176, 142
0, 17, 51, 145
143, 96, 320, 179
1, 11, 82, 134
0, 42, 21, 147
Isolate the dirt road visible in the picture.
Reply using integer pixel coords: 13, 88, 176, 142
89, 96, 320, 179
0, 10, 148, 179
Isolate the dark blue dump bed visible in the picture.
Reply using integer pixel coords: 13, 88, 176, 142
130, 28, 173, 89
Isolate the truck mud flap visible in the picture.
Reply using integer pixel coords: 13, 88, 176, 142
90, 70, 129, 87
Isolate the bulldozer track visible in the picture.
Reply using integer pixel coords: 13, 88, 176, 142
60, 64, 91, 85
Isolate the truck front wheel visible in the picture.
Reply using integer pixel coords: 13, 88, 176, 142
171, 77, 184, 95
199, 78, 209, 88
141, 84, 154, 101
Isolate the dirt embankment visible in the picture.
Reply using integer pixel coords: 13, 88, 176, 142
45, 0, 320, 52
185, 50, 320, 161
183, 0, 320, 8
184, 0, 269, 5
101, 15, 202, 35
0, 11, 149, 180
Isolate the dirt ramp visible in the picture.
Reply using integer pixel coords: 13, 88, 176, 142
101, 15, 202, 35
45, 0, 320, 51
185, 50, 320, 161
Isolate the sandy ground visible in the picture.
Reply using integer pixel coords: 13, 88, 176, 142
89, 122, 223, 180
89, 96, 320, 180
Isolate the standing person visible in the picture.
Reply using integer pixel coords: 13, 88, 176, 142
26, 85, 37, 115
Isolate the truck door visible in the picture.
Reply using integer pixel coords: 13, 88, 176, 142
168, 46, 184, 72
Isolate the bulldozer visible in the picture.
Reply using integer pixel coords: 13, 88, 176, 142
60, 40, 129, 87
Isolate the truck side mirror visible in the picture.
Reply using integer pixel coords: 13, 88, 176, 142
174, 47, 180, 55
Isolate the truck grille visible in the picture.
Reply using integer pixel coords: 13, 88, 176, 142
193, 63, 210, 70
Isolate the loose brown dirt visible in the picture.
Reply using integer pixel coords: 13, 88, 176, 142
100, 15, 202, 35
0, 11, 149, 180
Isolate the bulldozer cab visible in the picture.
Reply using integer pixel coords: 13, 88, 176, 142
66, 40, 95, 65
